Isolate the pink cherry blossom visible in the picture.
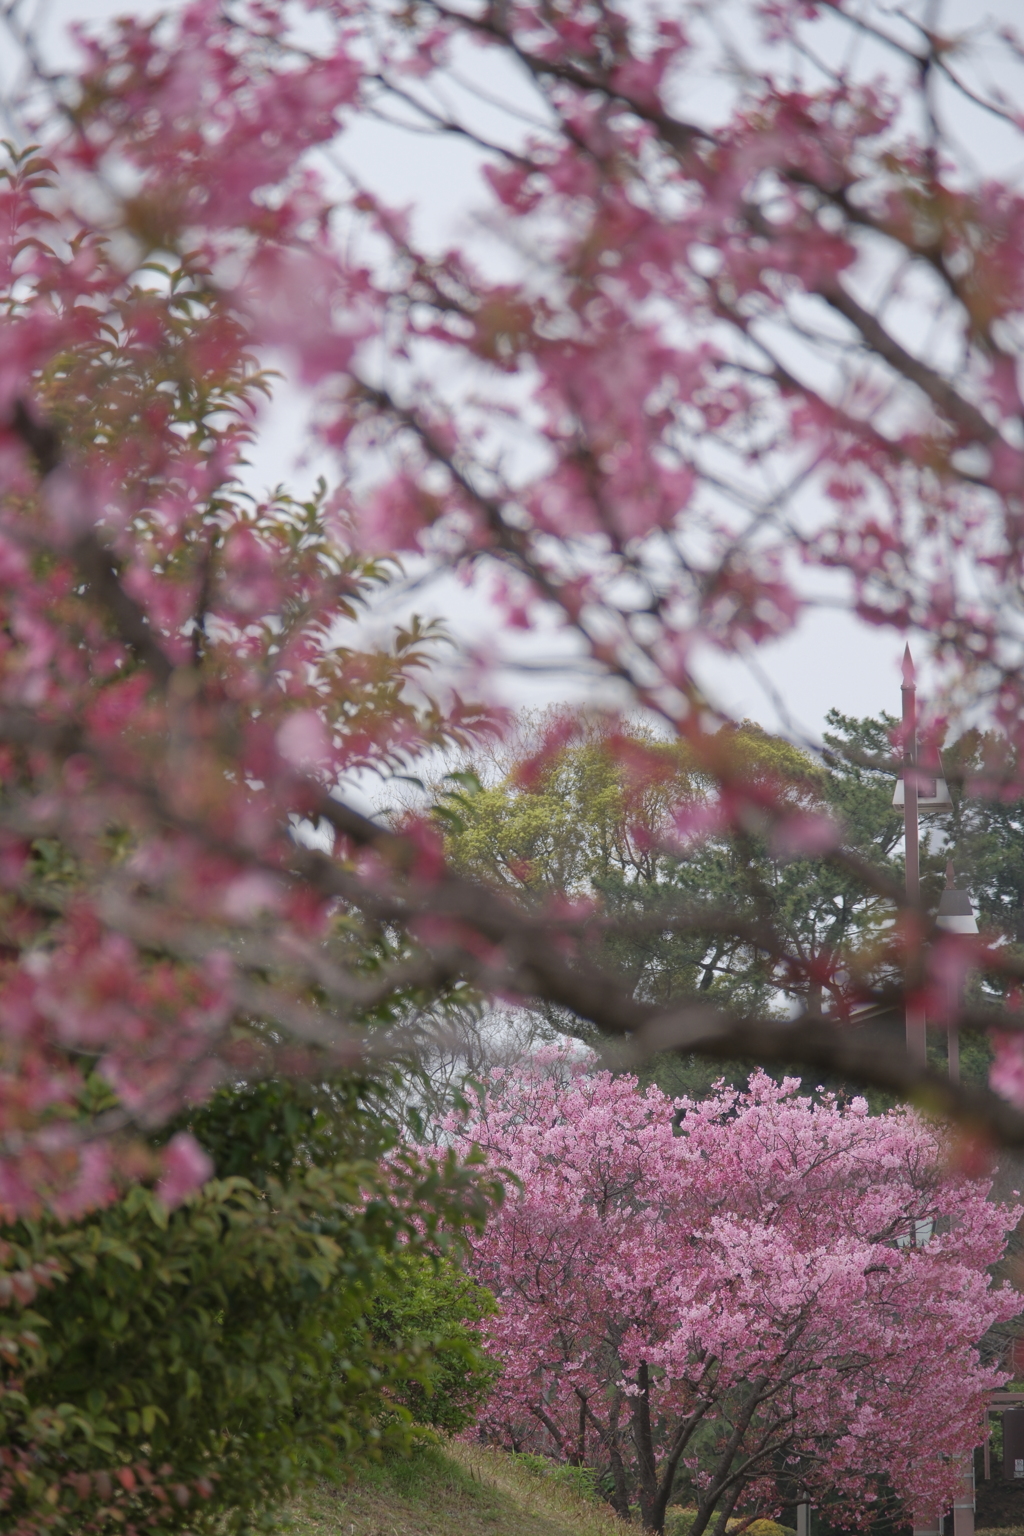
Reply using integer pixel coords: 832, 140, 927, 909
0, 0, 1021, 1225
155, 1132, 214, 1208
450, 1063, 1019, 1534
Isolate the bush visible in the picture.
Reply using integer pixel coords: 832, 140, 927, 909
665, 1516, 794, 1536
0, 1079, 501, 1534
369, 1252, 499, 1432
510, 1453, 603, 1503
172, 1074, 390, 1190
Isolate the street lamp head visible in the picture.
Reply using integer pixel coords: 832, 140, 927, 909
892, 773, 952, 814
936, 862, 979, 935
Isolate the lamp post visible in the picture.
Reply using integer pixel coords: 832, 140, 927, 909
894, 649, 958, 1536
935, 860, 980, 1536
902, 646, 924, 1065
798, 654, 967, 1536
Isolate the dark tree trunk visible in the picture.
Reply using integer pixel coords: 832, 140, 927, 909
572, 1394, 587, 1466
632, 1361, 663, 1530
607, 1442, 631, 1519
685, 1376, 771, 1536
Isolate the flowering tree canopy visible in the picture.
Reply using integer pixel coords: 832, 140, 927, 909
453, 1062, 1020, 1534
3, 0, 1024, 1208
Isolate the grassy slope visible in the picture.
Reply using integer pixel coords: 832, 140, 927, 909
283, 1442, 630, 1536
282, 1447, 1020, 1536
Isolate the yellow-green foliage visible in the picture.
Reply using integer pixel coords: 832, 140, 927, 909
441, 716, 821, 902
665, 1514, 795, 1536
435, 713, 826, 1040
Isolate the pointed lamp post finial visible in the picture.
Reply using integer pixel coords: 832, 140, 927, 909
902, 643, 915, 688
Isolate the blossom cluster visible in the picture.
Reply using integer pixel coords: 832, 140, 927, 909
0, 0, 1023, 1207
451, 1064, 1020, 1529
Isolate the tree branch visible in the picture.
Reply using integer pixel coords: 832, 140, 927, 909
10, 399, 176, 687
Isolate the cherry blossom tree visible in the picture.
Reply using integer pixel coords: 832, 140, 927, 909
451, 1061, 1020, 1534
2, 0, 1024, 1222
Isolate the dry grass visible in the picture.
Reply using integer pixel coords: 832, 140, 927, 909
449, 1442, 631, 1536
281, 1441, 632, 1536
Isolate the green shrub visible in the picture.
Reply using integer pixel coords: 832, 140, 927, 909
510, 1453, 603, 1503
1, 1146, 499, 1533
369, 1251, 499, 1432
172, 1074, 390, 1189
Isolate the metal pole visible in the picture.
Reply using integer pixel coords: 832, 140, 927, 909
902, 645, 926, 1065
948, 1011, 960, 1084
938, 862, 979, 1082
905, 647, 942, 1536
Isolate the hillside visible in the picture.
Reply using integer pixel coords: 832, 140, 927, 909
281, 1444, 1019, 1536
283, 1442, 629, 1536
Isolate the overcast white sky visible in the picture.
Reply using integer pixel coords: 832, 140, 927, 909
3, 0, 1022, 747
